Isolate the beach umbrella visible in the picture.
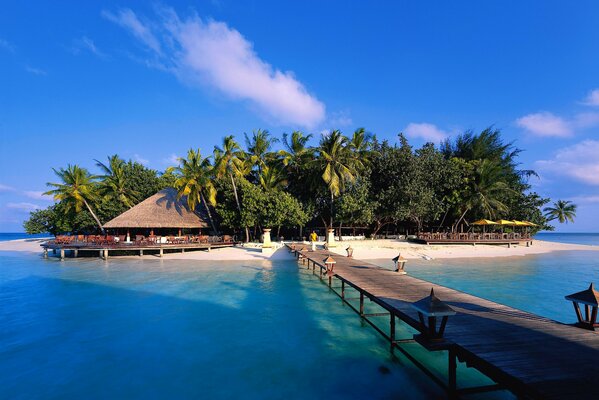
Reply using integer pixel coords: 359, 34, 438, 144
494, 219, 516, 234
471, 219, 498, 235
495, 219, 516, 225
471, 219, 498, 225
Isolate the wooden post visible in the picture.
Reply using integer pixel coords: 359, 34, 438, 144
360, 292, 365, 317
448, 348, 457, 398
43, 248, 48, 258
574, 302, 583, 323
139, 249, 143, 256
585, 304, 590, 322
103, 249, 108, 259
181, 248, 185, 253
319, 266, 323, 279
208, 245, 211, 252
328, 274, 332, 287
159, 248, 163, 257
73, 249, 78, 258
60, 248, 65, 261
390, 314, 396, 351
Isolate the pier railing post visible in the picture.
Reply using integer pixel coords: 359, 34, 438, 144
390, 314, 396, 351
448, 347, 457, 398
360, 292, 364, 317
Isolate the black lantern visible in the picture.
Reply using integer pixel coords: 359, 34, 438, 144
346, 246, 354, 258
565, 283, 599, 330
412, 288, 456, 341
324, 255, 336, 277
392, 253, 407, 274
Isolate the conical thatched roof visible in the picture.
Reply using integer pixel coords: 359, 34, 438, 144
103, 188, 209, 229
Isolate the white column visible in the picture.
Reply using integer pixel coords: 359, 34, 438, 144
262, 228, 272, 248
326, 228, 336, 248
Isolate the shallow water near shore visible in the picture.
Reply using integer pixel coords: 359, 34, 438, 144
4, 248, 596, 399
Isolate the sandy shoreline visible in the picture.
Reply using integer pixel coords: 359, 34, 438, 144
1, 237, 598, 261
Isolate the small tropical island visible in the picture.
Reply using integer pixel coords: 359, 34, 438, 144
23, 128, 578, 253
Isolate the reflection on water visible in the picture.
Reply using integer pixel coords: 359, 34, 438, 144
1, 252, 455, 399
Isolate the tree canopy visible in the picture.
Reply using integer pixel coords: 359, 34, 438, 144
26, 126, 564, 239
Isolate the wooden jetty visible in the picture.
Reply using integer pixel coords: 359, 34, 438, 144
288, 243, 599, 399
42, 241, 234, 260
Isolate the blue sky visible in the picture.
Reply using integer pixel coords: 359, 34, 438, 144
1, 1, 598, 232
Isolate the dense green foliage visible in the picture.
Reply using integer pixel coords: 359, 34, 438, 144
25, 127, 572, 238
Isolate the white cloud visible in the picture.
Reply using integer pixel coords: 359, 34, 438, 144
102, 9, 162, 54
536, 140, 599, 186
571, 195, 599, 204
403, 122, 448, 142
583, 89, 599, 106
105, 8, 325, 128
328, 111, 353, 127
23, 191, 52, 201
6, 202, 41, 212
0, 184, 15, 193
163, 154, 180, 165
25, 66, 47, 76
71, 36, 106, 58
0, 38, 14, 52
515, 112, 572, 137
133, 154, 150, 165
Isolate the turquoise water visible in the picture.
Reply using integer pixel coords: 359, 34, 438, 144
2, 251, 462, 399
373, 250, 599, 324
535, 232, 599, 246
5, 247, 598, 399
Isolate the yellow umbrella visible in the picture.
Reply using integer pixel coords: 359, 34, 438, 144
495, 220, 516, 225
471, 219, 498, 225
512, 220, 529, 226
522, 221, 538, 227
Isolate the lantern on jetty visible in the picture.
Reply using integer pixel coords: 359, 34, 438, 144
392, 254, 407, 274
565, 283, 599, 330
346, 245, 354, 258
411, 288, 456, 342
324, 255, 336, 277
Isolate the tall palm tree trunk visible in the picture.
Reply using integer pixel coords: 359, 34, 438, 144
83, 198, 104, 233
230, 173, 250, 242
201, 193, 218, 234
329, 190, 334, 229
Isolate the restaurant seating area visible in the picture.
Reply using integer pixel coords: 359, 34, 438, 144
417, 232, 531, 242
50, 234, 235, 248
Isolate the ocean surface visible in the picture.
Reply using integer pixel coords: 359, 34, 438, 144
1, 234, 598, 399
0, 232, 52, 241
534, 232, 599, 246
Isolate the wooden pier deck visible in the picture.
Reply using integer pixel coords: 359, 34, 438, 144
42, 241, 235, 259
289, 244, 599, 399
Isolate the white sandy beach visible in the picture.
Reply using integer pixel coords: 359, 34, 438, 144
1, 237, 598, 261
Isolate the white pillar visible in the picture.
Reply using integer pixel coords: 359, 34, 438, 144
326, 228, 336, 248
262, 228, 272, 248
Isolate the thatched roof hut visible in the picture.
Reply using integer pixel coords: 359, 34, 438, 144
103, 188, 209, 229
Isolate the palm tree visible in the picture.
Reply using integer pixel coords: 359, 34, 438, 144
168, 148, 218, 234
544, 200, 577, 224
95, 155, 139, 208
313, 130, 357, 228
244, 129, 278, 175
348, 127, 373, 171
259, 165, 288, 192
214, 135, 250, 242
44, 164, 104, 232
454, 160, 513, 229
279, 131, 314, 172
